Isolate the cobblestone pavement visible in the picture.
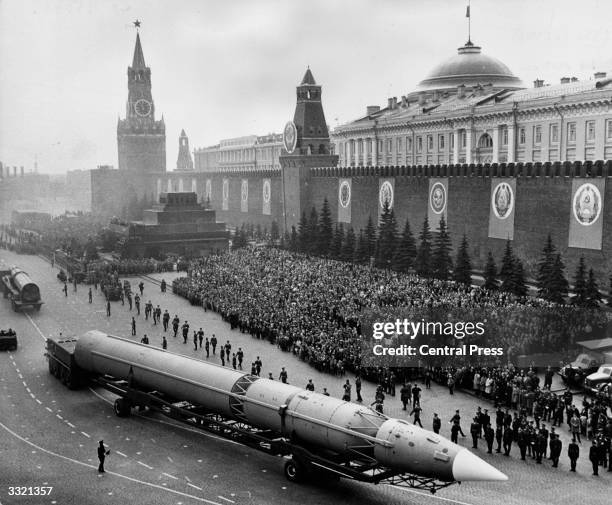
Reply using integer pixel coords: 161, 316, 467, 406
0, 250, 609, 505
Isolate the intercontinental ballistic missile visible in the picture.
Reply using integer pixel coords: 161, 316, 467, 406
72, 331, 507, 483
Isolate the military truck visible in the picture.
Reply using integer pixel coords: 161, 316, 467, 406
0, 329, 17, 351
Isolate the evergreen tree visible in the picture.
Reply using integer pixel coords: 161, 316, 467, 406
330, 224, 344, 259
547, 253, 568, 304
453, 234, 472, 286
297, 212, 309, 253
364, 215, 377, 260
432, 216, 453, 280
289, 226, 298, 251
375, 200, 397, 269
318, 198, 333, 256
341, 227, 356, 262
572, 257, 588, 306
511, 258, 528, 298
585, 268, 602, 308
415, 216, 433, 277
536, 234, 556, 300
270, 220, 280, 242
354, 230, 368, 264
307, 207, 319, 255
499, 240, 515, 293
483, 251, 498, 290
392, 219, 417, 273
255, 224, 262, 240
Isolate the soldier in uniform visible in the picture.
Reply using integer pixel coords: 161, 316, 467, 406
140, 334, 149, 345
231, 353, 237, 369
138, 281, 144, 295
210, 334, 217, 354
162, 311, 170, 332
495, 424, 503, 453
503, 426, 513, 456
323, 388, 330, 396
131, 317, 136, 336
134, 294, 140, 315
400, 383, 411, 410
204, 338, 210, 357
255, 356, 262, 376
97, 440, 110, 473
470, 417, 480, 449
355, 376, 363, 402
305, 379, 315, 391
236, 348, 243, 369
411, 384, 421, 407
517, 427, 528, 461
88, 287, 92, 303
450, 410, 466, 437
432, 413, 441, 434
181, 321, 189, 344
162, 336, 167, 350
484, 424, 495, 454
568, 439, 579, 471
589, 440, 599, 475
106, 300, 111, 317
193, 331, 198, 351
172, 315, 179, 338
342, 379, 351, 401
550, 434, 562, 468
279, 367, 288, 384
410, 405, 423, 427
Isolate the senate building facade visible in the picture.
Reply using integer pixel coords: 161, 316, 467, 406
331, 40, 612, 168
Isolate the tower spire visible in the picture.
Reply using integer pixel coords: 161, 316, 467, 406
466, 1, 472, 45
132, 32, 146, 69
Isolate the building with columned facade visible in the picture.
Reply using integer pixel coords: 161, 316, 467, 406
332, 39, 612, 167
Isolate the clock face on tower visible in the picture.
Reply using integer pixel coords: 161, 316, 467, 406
134, 99, 151, 117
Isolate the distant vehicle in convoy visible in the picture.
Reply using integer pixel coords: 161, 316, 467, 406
583, 364, 612, 394
1, 267, 43, 312
46, 331, 507, 492
558, 353, 601, 386
0, 329, 17, 351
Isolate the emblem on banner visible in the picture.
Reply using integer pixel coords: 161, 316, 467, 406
283, 121, 297, 154
263, 180, 271, 203
339, 180, 351, 208
379, 181, 394, 208
573, 183, 601, 226
492, 182, 514, 219
429, 182, 446, 214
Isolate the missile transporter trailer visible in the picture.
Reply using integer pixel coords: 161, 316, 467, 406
1, 267, 43, 312
46, 331, 507, 492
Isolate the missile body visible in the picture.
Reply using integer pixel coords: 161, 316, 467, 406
74, 331, 507, 483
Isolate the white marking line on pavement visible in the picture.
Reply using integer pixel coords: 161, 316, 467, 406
26, 387, 30, 393
162, 472, 178, 480
45, 407, 53, 413
29, 393, 35, 399
88, 387, 242, 446
24, 313, 47, 342
0, 420, 223, 505
188, 484, 203, 491
22, 381, 27, 387
56, 414, 63, 420
81, 431, 91, 438
66, 422, 76, 428
138, 461, 153, 469
35, 399, 42, 404
15, 368, 19, 373
185, 476, 191, 482
116, 451, 128, 458
18, 374, 23, 379
217, 496, 234, 504
389, 486, 478, 505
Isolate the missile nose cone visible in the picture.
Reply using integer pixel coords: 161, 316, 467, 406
452, 449, 508, 482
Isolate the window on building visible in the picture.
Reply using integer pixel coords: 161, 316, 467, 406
427, 135, 433, 151
586, 121, 596, 142
607, 120, 612, 141
378, 140, 383, 153
502, 127, 508, 146
439, 134, 445, 150
567, 122, 576, 143
519, 128, 526, 145
387, 139, 392, 153
461, 131, 466, 148
406, 137, 412, 152
450, 133, 455, 149
550, 124, 559, 143
417, 136, 423, 153
397, 138, 402, 153
534, 125, 542, 145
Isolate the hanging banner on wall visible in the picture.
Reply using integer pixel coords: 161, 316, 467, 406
222, 178, 229, 211
568, 179, 605, 250
378, 178, 395, 221
488, 179, 516, 240
262, 179, 271, 215
241, 179, 248, 213
427, 178, 448, 232
205, 179, 212, 204
338, 178, 352, 223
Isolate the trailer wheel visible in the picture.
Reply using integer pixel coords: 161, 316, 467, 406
114, 398, 131, 417
284, 459, 304, 483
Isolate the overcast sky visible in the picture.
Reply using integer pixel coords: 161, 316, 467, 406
1, 0, 611, 174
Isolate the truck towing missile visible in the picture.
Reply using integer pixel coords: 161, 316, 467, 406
47, 331, 507, 492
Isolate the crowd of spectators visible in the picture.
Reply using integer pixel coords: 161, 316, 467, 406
173, 248, 609, 385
